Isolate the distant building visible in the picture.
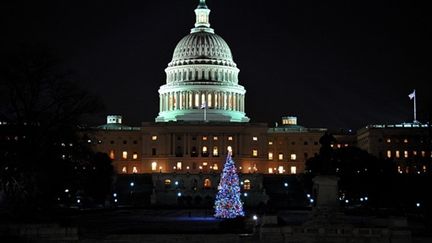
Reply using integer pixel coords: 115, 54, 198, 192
357, 123, 432, 174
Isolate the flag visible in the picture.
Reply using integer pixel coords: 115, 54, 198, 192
200, 102, 207, 109
408, 90, 415, 100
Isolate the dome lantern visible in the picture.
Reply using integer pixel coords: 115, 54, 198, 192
192, 0, 213, 33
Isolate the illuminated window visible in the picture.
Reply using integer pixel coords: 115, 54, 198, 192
202, 146, 208, 153
207, 93, 212, 107
204, 178, 212, 188
212, 146, 219, 156
122, 166, 127, 173
243, 179, 251, 190
213, 136, 218, 141
387, 150, 391, 158
202, 136, 207, 141
253, 136, 258, 141
423, 165, 427, 172
268, 168, 274, 173
268, 141, 273, 145
203, 162, 208, 166
278, 166, 284, 174
164, 179, 171, 185
109, 150, 115, 160
413, 151, 417, 156
421, 151, 426, 157
404, 151, 408, 158
386, 138, 391, 143
133, 152, 138, 160
252, 149, 258, 157
268, 152, 273, 160
290, 166, 297, 174
176, 162, 182, 170
122, 151, 128, 159
213, 163, 218, 170
151, 162, 157, 171
278, 153, 284, 160
151, 135, 157, 141
195, 93, 199, 107
132, 166, 138, 173
228, 136, 233, 141
290, 154, 297, 160
398, 166, 402, 174
396, 150, 400, 158
404, 139, 408, 143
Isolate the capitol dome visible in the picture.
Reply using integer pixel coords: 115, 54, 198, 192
155, 0, 249, 123
169, 32, 236, 67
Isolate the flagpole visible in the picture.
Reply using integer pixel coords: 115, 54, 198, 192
413, 89, 417, 123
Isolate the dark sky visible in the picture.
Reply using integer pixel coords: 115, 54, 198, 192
2, 0, 431, 129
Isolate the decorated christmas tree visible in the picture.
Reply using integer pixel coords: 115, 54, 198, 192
214, 148, 244, 218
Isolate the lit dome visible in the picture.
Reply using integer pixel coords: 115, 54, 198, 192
169, 32, 236, 67
155, 0, 249, 123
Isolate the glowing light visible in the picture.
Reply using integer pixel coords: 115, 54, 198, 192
77, 199, 81, 204
244, 193, 248, 197
130, 182, 134, 187
65, 189, 69, 193
345, 199, 349, 203
114, 199, 118, 203
306, 194, 311, 198
416, 203, 420, 207
175, 181, 179, 185
284, 182, 288, 187
253, 215, 258, 220
310, 199, 314, 203
113, 193, 117, 197
177, 192, 182, 197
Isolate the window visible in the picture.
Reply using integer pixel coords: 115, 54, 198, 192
387, 150, 391, 158
243, 179, 251, 190
252, 149, 258, 157
404, 150, 408, 158
213, 136, 218, 141
268, 152, 273, 160
386, 138, 391, 143
404, 139, 408, 143
202, 136, 208, 141
203, 162, 208, 166
133, 152, 138, 160
204, 178, 212, 188
290, 154, 297, 160
304, 141, 308, 145
109, 150, 115, 160
421, 151, 426, 157
132, 166, 138, 173
152, 148, 157, 155
123, 140, 127, 144
423, 165, 427, 172
122, 166, 127, 173
278, 153, 284, 160
133, 140, 137, 144
268, 168, 274, 173
202, 146, 208, 156
413, 151, 417, 156
213, 163, 218, 170
253, 136, 258, 141
122, 151, 127, 159
176, 162, 182, 170
164, 179, 171, 185
268, 141, 273, 145
290, 166, 297, 174
212, 146, 219, 156
228, 136, 233, 141
278, 166, 284, 174
110, 140, 114, 144
151, 162, 157, 171
151, 135, 157, 141
396, 150, 400, 158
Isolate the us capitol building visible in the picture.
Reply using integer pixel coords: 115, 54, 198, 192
83, 0, 427, 208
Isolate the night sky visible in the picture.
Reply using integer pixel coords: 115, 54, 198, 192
2, 0, 431, 129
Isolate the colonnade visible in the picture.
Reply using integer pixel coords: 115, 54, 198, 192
166, 67, 238, 83
159, 91, 245, 112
